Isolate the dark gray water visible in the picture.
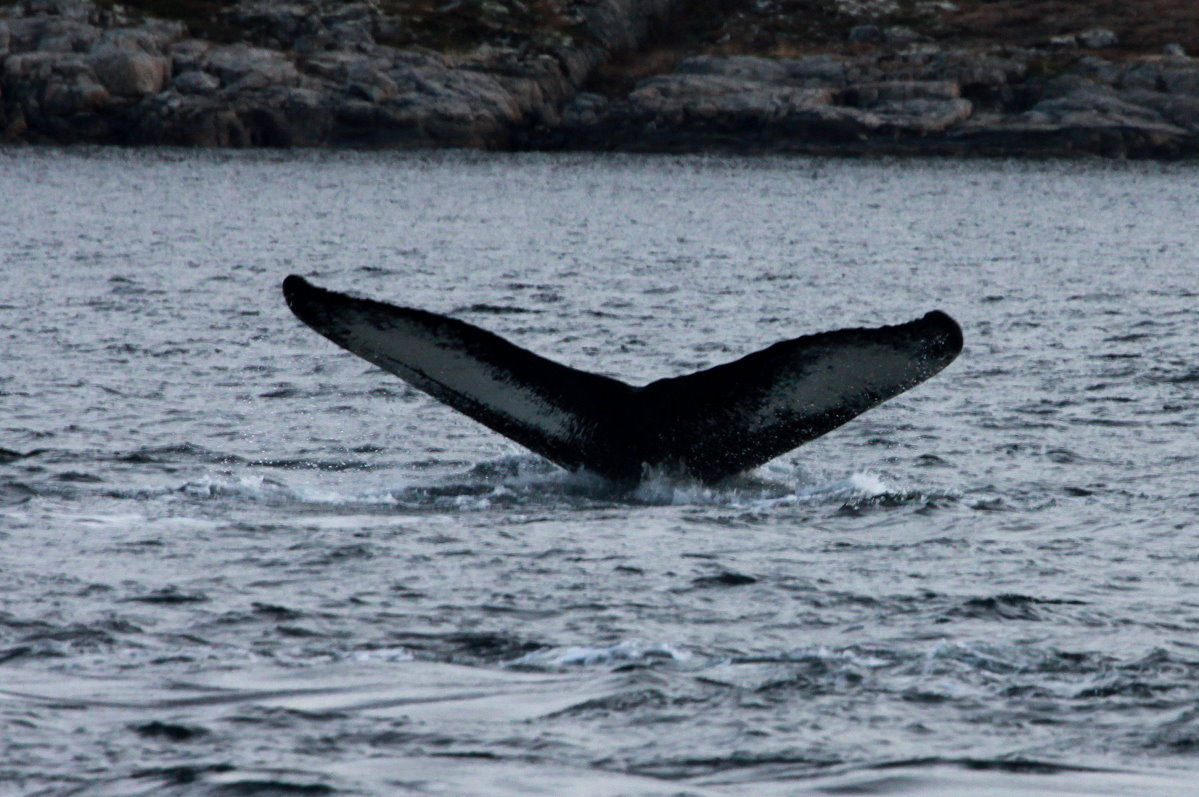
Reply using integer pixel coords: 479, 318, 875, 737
1, 148, 1198, 796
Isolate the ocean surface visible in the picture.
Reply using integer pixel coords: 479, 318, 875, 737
1, 148, 1197, 796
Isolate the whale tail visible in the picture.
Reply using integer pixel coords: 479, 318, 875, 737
282, 275, 962, 483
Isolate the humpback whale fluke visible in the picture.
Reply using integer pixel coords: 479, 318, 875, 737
282, 275, 962, 484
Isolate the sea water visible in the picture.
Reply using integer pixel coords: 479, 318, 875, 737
1, 148, 1197, 795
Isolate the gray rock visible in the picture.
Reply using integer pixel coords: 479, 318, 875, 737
18, 0, 98, 23
1122, 89, 1199, 130
494, 73, 552, 121
1121, 60, 1164, 92
949, 116, 1168, 157
776, 105, 881, 143
1, 50, 108, 123
1158, 96, 1199, 130
627, 74, 835, 126
884, 26, 931, 46
675, 55, 791, 84
1040, 73, 1113, 100
1070, 56, 1121, 86
1032, 87, 1161, 123
892, 43, 942, 65
228, 2, 313, 48
1162, 66, 1199, 96
269, 86, 335, 145
319, 1, 375, 28
298, 50, 373, 82
848, 25, 884, 45
1163, 43, 1187, 58
346, 60, 398, 102
204, 43, 300, 89
782, 54, 853, 88
603, 71, 888, 150
129, 83, 339, 147
173, 69, 219, 95
391, 49, 449, 71
334, 97, 377, 129
1048, 35, 1078, 51
874, 97, 973, 133
850, 80, 961, 106
32, 19, 98, 52
3, 48, 81, 79
222, 85, 337, 146
1009, 87, 1190, 156
132, 93, 247, 146
88, 44, 169, 95
578, 0, 677, 55
169, 39, 213, 74
560, 92, 608, 128
326, 19, 374, 52
97, 23, 183, 55
923, 51, 1027, 88
39, 64, 107, 114
1078, 28, 1118, 49
140, 19, 187, 49
297, 51, 415, 101
5, 16, 49, 52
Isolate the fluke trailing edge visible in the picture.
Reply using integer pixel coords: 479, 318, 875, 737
282, 275, 963, 484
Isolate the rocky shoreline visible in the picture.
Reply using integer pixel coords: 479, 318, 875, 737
3, 0, 1199, 156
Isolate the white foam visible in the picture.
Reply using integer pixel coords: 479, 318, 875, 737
179, 473, 407, 507
107, 456, 909, 513
780, 644, 893, 669
628, 464, 897, 508
509, 640, 690, 669
792, 470, 894, 502
349, 646, 416, 663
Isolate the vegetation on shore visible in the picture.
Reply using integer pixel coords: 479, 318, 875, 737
696, 1, 1199, 56
9, 0, 1197, 57
21, 0, 586, 51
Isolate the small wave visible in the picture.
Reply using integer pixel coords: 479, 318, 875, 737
454, 303, 542, 315
801, 470, 891, 500
1152, 367, 1199, 385
117, 443, 239, 465
124, 587, 210, 605
542, 687, 669, 718
131, 720, 211, 742
509, 640, 690, 670
249, 457, 381, 472
914, 639, 1036, 676
0, 480, 37, 505
55, 471, 104, 483
0, 446, 46, 463
374, 631, 545, 665
688, 571, 758, 588
1148, 706, 1199, 753
627, 466, 927, 510
179, 475, 304, 502
348, 647, 416, 664
1, 617, 140, 660
945, 593, 1088, 622
137, 768, 337, 795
